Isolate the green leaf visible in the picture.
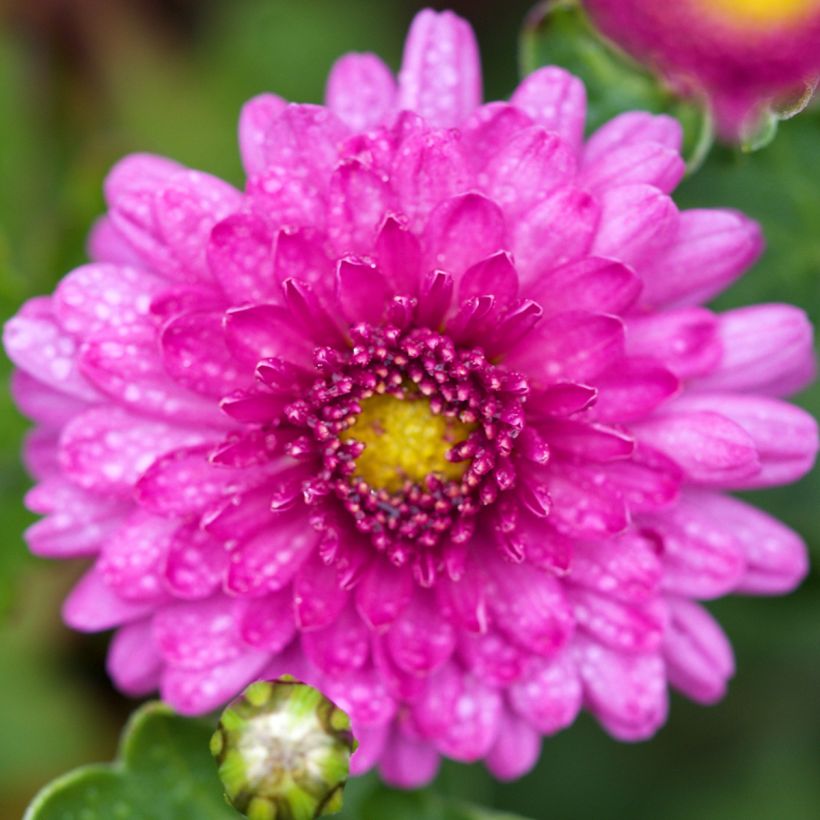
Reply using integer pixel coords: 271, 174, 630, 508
519, 0, 713, 169
24, 702, 238, 820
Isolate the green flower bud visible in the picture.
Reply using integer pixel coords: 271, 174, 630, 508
211, 677, 356, 819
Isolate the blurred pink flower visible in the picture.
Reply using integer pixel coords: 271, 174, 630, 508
4, 8, 817, 787
584, 0, 820, 138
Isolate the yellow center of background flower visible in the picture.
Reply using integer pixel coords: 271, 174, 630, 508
341, 394, 474, 492
700, 0, 819, 28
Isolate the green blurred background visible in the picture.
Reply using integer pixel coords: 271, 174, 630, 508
0, 1, 818, 818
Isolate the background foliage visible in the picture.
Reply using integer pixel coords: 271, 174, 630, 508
0, 1, 818, 818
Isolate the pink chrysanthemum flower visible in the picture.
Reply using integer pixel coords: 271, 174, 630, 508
4, 9, 818, 787
583, 0, 820, 138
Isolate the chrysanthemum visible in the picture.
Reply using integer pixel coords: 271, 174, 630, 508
4, 8, 817, 787
583, 0, 820, 138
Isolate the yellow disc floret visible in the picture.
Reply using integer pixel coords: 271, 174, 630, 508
341, 393, 475, 493
699, 0, 819, 28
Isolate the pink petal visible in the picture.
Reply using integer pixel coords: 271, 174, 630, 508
98, 511, 175, 602
321, 665, 397, 727
591, 184, 679, 269
223, 303, 313, 367
375, 215, 422, 295
462, 102, 533, 171
435, 567, 489, 634
272, 225, 334, 302
591, 357, 679, 422
640, 210, 763, 309
508, 652, 582, 734
160, 310, 246, 397
539, 418, 634, 462
584, 112, 683, 165
546, 464, 629, 538
107, 620, 161, 696
482, 126, 576, 216
633, 409, 760, 486
59, 407, 205, 496
153, 596, 243, 670
508, 311, 624, 386
293, 551, 349, 630
397, 9, 481, 127
664, 598, 734, 704
326, 53, 396, 131
693, 305, 815, 397
53, 263, 166, 336
379, 730, 440, 788
386, 591, 456, 675
206, 212, 276, 303
485, 710, 541, 781
510, 66, 586, 152
679, 491, 809, 595
336, 258, 388, 325
581, 141, 684, 194
422, 193, 506, 283
349, 723, 390, 777
457, 629, 527, 687
63, 566, 157, 632
670, 394, 818, 489
87, 216, 144, 266
574, 637, 668, 741
459, 251, 519, 307
527, 256, 641, 317
355, 559, 413, 631
10, 370, 91, 428
301, 604, 371, 675
598, 444, 682, 513
626, 308, 721, 380
161, 651, 269, 716
513, 187, 600, 288
164, 521, 227, 600
238, 588, 297, 652
488, 560, 574, 658
225, 510, 318, 596
4, 307, 99, 402
238, 93, 287, 177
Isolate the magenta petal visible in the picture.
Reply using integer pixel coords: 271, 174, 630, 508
164, 521, 227, 600
11, 371, 91, 428
513, 187, 600, 288
326, 53, 396, 130
224, 303, 312, 367
664, 598, 734, 705
670, 394, 818, 489
584, 112, 683, 165
482, 126, 576, 216
379, 729, 440, 788
293, 551, 349, 630
87, 216, 144, 266
640, 209, 763, 308
397, 9, 481, 127
485, 710, 541, 781
53, 263, 166, 336
328, 161, 393, 256
375, 215, 422, 295
207, 212, 276, 303
626, 308, 721, 380
272, 227, 335, 300
592, 184, 679, 269
591, 357, 680, 422
508, 652, 582, 734
693, 305, 815, 397
462, 102, 533, 171
599, 444, 682, 513
238, 588, 296, 652
510, 66, 586, 152
99, 511, 175, 602
161, 651, 269, 716
457, 629, 527, 687
349, 723, 390, 776
423, 193, 507, 283
153, 596, 243, 670
226, 511, 318, 596
238, 93, 287, 176
527, 256, 641, 317
336, 258, 388, 325
459, 251, 519, 307
386, 591, 456, 675
356, 559, 413, 631
107, 620, 161, 696
546, 465, 629, 538
301, 603, 370, 676
581, 141, 684, 194
539, 418, 634, 462
322, 665, 397, 728
489, 560, 574, 658
508, 311, 624, 385
575, 637, 668, 741
59, 407, 205, 496
435, 567, 488, 633
63, 566, 157, 632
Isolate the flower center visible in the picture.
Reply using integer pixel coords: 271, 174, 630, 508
698, 0, 818, 28
341, 393, 474, 493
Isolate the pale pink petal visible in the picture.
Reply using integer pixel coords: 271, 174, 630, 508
326, 53, 396, 131
511, 66, 586, 152
238, 93, 287, 176
580, 141, 684, 194
485, 710, 541, 781
584, 112, 683, 165
397, 9, 481, 127
107, 620, 161, 696
11, 371, 92, 428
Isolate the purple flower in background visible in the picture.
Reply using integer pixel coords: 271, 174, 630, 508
4, 8, 817, 787
583, 0, 820, 138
